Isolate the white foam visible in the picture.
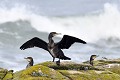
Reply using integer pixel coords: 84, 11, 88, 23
0, 3, 120, 42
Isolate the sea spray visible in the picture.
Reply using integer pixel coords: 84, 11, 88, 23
0, 3, 120, 42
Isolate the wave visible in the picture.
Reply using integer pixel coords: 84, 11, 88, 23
0, 3, 120, 42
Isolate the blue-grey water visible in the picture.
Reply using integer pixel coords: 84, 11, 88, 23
0, 0, 120, 71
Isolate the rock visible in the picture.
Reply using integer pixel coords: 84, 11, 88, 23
0, 68, 13, 80
1, 60, 120, 80
13, 64, 69, 80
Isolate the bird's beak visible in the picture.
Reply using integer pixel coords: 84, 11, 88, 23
56, 33, 61, 35
24, 57, 27, 59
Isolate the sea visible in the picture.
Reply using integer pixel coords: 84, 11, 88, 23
0, 0, 120, 71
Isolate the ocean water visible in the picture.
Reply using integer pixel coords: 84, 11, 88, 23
0, 0, 120, 71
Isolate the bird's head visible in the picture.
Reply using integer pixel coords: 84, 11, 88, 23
91, 55, 99, 59
24, 57, 33, 62
49, 32, 61, 37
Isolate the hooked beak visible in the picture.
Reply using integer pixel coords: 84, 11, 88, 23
56, 33, 61, 35
24, 57, 30, 59
54, 33, 61, 36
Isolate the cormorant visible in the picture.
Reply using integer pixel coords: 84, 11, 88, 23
90, 55, 99, 66
20, 32, 86, 65
24, 57, 34, 68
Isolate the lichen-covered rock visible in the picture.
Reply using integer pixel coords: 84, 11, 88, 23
0, 68, 13, 80
1, 60, 120, 80
58, 70, 120, 80
40, 61, 99, 70
13, 64, 69, 80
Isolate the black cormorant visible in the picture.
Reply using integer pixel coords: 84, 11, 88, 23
90, 55, 99, 66
20, 32, 86, 65
24, 57, 34, 68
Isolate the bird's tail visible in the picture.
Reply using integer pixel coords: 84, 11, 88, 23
61, 56, 71, 60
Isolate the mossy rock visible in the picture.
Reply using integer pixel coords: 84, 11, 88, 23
84, 60, 120, 69
94, 60, 120, 66
0, 68, 13, 80
58, 70, 120, 80
13, 64, 69, 80
107, 66, 120, 75
3, 60, 120, 80
40, 61, 100, 71
3, 72, 13, 80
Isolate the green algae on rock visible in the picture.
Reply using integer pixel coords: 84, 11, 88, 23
13, 64, 69, 80
0, 68, 13, 80
1, 59, 120, 80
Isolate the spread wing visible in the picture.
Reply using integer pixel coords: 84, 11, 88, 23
57, 35, 86, 49
20, 37, 48, 51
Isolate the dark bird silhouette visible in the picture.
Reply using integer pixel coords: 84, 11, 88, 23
20, 32, 86, 64
24, 57, 34, 68
90, 55, 99, 66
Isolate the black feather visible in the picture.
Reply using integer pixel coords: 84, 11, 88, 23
20, 37, 48, 51
57, 35, 86, 49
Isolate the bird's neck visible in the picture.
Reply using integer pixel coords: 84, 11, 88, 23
28, 60, 33, 66
49, 37, 54, 44
48, 35, 54, 44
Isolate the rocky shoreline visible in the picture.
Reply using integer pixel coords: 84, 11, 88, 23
0, 68, 13, 80
1, 59, 120, 80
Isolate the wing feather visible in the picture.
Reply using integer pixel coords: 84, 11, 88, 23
20, 37, 48, 51
58, 35, 86, 49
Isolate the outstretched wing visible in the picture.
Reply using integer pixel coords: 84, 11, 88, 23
20, 37, 48, 51
57, 35, 86, 49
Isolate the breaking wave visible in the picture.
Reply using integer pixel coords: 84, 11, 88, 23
0, 3, 120, 42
